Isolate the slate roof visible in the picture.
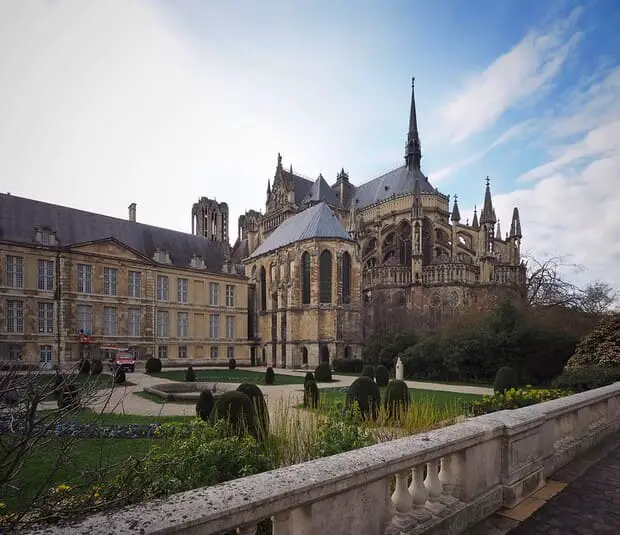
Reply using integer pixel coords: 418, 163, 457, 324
302, 175, 340, 206
0, 193, 231, 273
281, 169, 314, 204
352, 165, 436, 209
248, 202, 351, 259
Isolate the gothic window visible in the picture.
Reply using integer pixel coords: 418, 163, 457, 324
301, 251, 311, 305
342, 252, 351, 304
259, 266, 267, 311
319, 249, 332, 304
398, 222, 412, 265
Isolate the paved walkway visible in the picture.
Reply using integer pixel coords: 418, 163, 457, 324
43, 367, 492, 417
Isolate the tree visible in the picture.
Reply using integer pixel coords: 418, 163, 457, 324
579, 282, 618, 315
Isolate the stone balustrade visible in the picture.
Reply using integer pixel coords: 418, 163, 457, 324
422, 263, 480, 285
363, 265, 412, 289
494, 264, 526, 286
26, 382, 620, 535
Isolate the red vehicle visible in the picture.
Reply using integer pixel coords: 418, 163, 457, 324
106, 348, 136, 372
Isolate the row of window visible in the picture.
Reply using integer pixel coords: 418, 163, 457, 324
157, 345, 235, 360
153, 311, 235, 339
5, 300, 54, 333
3, 256, 236, 306
258, 250, 352, 310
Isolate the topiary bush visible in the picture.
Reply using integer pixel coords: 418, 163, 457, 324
79, 359, 91, 375
493, 366, 518, 394
265, 367, 275, 385
384, 379, 409, 419
375, 364, 390, 387
90, 359, 103, 376
195, 389, 215, 421
236, 383, 269, 438
229, 358, 237, 370
145, 357, 162, 374
304, 372, 315, 384
185, 366, 196, 382
346, 376, 381, 420
314, 362, 332, 382
303, 380, 319, 409
58, 384, 79, 409
361, 365, 375, 380
114, 368, 126, 384
552, 367, 620, 392
332, 358, 364, 374
209, 390, 254, 437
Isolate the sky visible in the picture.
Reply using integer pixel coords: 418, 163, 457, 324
0, 0, 619, 291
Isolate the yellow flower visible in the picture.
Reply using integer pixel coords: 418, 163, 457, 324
0, 502, 5, 510
55, 484, 71, 492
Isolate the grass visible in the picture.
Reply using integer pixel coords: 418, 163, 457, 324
148, 369, 335, 385
24, 373, 136, 401
52, 407, 195, 425
332, 372, 492, 387
134, 391, 196, 405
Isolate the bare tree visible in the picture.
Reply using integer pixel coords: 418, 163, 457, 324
579, 282, 618, 314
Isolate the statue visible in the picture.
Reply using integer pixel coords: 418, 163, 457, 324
396, 357, 404, 380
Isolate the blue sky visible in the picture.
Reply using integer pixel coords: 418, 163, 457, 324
0, 0, 619, 290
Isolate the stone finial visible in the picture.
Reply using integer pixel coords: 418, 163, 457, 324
396, 357, 404, 380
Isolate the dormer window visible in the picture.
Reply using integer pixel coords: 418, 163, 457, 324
153, 249, 172, 264
34, 227, 56, 246
190, 255, 206, 269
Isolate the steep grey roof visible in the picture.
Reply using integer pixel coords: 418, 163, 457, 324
352, 165, 436, 209
0, 193, 230, 273
281, 169, 313, 204
302, 175, 340, 206
248, 202, 351, 259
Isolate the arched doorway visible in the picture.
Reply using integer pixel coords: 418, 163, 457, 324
301, 346, 308, 366
320, 345, 330, 364
344, 346, 351, 359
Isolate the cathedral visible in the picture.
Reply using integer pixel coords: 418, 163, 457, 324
192, 79, 526, 368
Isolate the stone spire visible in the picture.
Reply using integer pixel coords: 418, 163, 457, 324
480, 177, 497, 224
267, 179, 271, 196
472, 206, 479, 229
405, 77, 422, 170
509, 207, 522, 238
495, 219, 502, 240
411, 176, 422, 219
451, 194, 461, 223
277, 152, 283, 171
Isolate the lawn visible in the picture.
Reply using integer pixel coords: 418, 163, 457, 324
134, 390, 196, 405
148, 369, 331, 385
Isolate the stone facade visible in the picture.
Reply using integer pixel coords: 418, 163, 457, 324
0, 220, 249, 367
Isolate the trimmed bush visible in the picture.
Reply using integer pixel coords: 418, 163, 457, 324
552, 367, 620, 392
195, 389, 215, 421
314, 362, 332, 383
114, 369, 126, 384
90, 359, 103, 376
145, 357, 162, 374
332, 358, 364, 374
304, 380, 319, 409
346, 376, 381, 420
79, 359, 91, 375
265, 367, 275, 385
361, 365, 375, 380
209, 390, 254, 436
58, 384, 79, 409
236, 383, 269, 438
53, 373, 64, 399
185, 366, 196, 382
384, 379, 409, 419
493, 366, 518, 394
229, 358, 237, 370
375, 364, 390, 387
304, 372, 315, 384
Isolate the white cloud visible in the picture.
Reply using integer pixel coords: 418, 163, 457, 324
439, 8, 582, 143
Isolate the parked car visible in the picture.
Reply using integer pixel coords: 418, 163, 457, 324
109, 352, 136, 372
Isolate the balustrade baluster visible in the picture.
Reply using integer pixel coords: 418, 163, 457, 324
272, 511, 290, 535
237, 525, 258, 535
424, 460, 446, 514
408, 464, 432, 521
391, 471, 415, 529
438, 455, 459, 506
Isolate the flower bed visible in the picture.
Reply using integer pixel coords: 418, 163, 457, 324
465, 387, 569, 416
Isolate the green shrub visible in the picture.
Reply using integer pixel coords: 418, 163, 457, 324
314, 362, 332, 382
90, 359, 103, 375
265, 367, 275, 385
304, 372, 315, 384
361, 365, 375, 380
346, 376, 381, 420
114, 369, 126, 384
209, 391, 254, 436
229, 358, 236, 370
312, 404, 376, 458
79, 359, 91, 375
185, 366, 196, 382
332, 358, 364, 373
195, 389, 215, 421
145, 357, 162, 374
236, 383, 269, 438
466, 388, 568, 416
552, 367, 620, 392
493, 366, 518, 394
303, 380, 319, 409
384, 379, 409, 419
375, 365, 389, 387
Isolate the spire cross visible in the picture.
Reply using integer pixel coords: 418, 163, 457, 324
485, 176, 490, 187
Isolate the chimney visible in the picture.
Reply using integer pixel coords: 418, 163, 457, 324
128, 203, 136, 222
